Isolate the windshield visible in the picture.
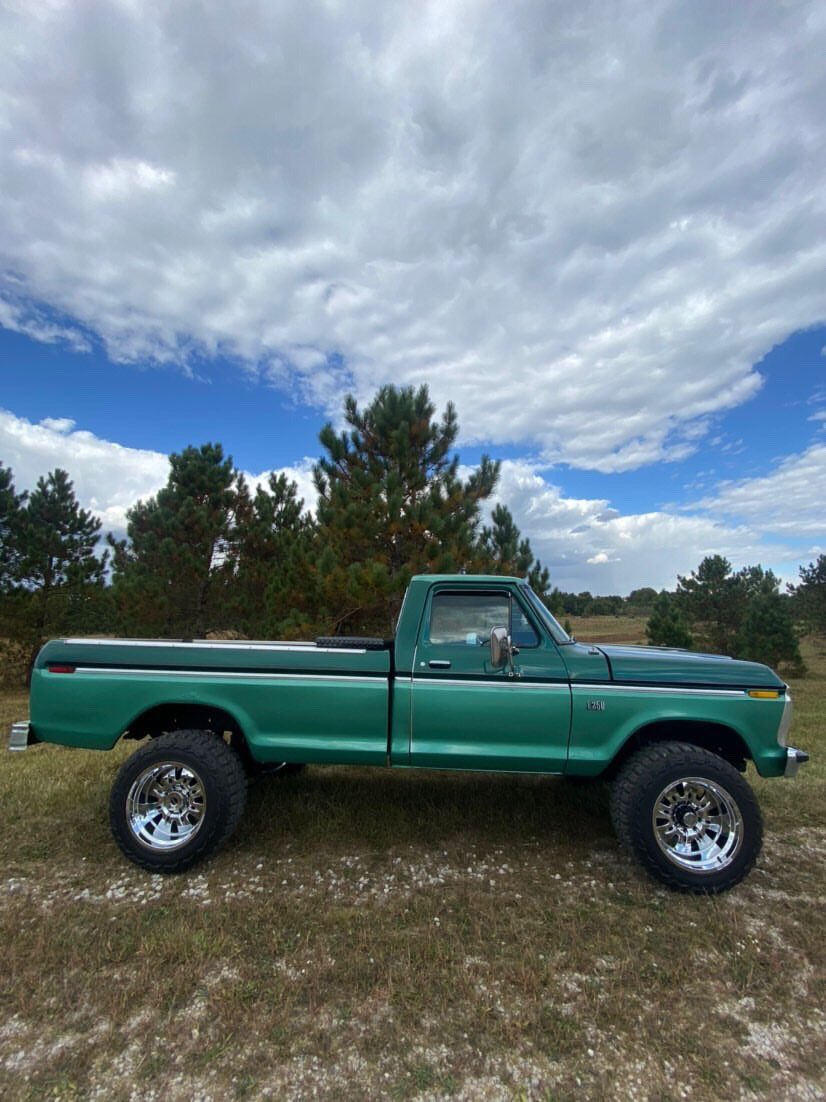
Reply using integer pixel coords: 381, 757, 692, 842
521, 586, 573, 645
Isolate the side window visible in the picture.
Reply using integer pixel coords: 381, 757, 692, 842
428, 593, 510, 645
511, 602, 539, 648
426, 592, 540, 648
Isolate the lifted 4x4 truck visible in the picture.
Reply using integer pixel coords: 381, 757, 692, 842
9, 574, 808, 893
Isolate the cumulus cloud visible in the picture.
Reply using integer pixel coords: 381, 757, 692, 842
0, 409, 316, 535
488, 459, 796, 593
1, 1, 825, 471
0, 409, 170, 532
697, 443, 826, 536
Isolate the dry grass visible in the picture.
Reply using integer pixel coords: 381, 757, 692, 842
565, 614, 649, 646
0, 626, 824, 1101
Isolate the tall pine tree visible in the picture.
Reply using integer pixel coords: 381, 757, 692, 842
313, 385, 499, 634
231, 472, 316, 638
110, 444, 241, 637
0, 462, 26, 592
676, 557, 801, 668
14, 468, 107, 646
646, 590, 694, 649
789, 555, 826, 637
735, 588, 802, 671
676, 555, 745, 655
477, 503, 550, 596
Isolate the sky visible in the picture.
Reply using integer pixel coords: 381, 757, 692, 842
1, 0, 824, 595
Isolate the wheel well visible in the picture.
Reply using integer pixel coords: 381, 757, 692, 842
122, 703, 244, 744
607, 720, 751, 778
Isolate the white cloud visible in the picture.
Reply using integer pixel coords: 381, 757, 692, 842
39, 417, 76, 434
491, 459, 810, 593
0, 409, 170, 532
246, 460, 318, 517
0, 2, 824, 471
697, 444, 826, 536
84, 158, 175, 200
0, 409, 316, 535
0, 295, 90, 352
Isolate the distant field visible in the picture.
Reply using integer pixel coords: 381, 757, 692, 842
0, 620, 823, 1100
565, 614, 649, 645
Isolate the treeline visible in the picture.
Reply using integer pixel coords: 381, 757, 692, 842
644, 556, 819, 672
0, 386, 551, 678
1, 384, 823, 683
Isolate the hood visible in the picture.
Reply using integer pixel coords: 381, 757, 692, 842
595, 643, 785, 689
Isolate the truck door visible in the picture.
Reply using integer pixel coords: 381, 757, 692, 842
409, 587, 571, 771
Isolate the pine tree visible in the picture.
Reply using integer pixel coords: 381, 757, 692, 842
646, 590, 694, 649
545, 587, 565, 616
232, 472, 315, 638
735, 589, 803, 671
478, 503, 550, 596
626, 587, 658, 616
676, 555, 745, 655
0, 462, 26, 592
110, 444, 240, 637
789, 555, 826, 637
313, 385, 499, 634
14, 468, 107, 643
675, 557, 802, 669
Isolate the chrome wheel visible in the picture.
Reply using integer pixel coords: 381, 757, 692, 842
126, 761, 207, 852
652, 776, 743, 874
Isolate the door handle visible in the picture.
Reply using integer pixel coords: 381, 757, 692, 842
428, 660, 451, 669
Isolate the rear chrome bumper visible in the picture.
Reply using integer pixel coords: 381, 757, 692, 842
8, 721, 36, 751
784, 747, 809, 777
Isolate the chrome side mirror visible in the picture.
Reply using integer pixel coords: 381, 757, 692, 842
490, 626, 509, 668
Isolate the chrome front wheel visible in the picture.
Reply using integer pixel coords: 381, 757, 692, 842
610, 742, 762, 893
652, 776, 743, 874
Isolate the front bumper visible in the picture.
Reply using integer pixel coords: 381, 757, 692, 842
784, 747, 809, 777
8, 721, 37, 751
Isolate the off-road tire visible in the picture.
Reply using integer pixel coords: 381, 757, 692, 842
109, 729, 247, 873
609, 741, 762, 893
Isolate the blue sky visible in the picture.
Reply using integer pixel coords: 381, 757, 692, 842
1, 1, 824, 594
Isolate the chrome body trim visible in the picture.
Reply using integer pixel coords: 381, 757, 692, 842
60, 638, 368, 655
411, 677, 570, 691
8, 721, 32, 751
573, 682, 746, 698
69, 667, 383, 685
777, 692, 793, 747
784, 747, 809, 778
408, 677, 753, 696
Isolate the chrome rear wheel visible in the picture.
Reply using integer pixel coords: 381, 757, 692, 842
126, 762, 207, 852
110, 730, 247, 873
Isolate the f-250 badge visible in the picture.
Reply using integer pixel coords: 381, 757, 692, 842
586, 699, 606, 711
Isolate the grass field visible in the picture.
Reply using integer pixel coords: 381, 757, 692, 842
0, 620, 824, 1100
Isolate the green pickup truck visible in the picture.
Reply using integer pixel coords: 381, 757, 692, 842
9, 574, 808, 892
